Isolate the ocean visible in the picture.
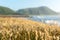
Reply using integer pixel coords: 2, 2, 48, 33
28, 15, 60, 25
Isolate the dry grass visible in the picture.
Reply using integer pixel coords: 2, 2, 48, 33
0, 17, 60, 40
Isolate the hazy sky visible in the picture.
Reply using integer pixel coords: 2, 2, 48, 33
0, 0, 60, 12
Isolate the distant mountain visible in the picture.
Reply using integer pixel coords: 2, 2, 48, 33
17, 6, 59, 15
0, 6, 59, 15
0, 6, 15, 15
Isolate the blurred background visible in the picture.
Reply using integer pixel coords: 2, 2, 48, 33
0, 0, 60, 25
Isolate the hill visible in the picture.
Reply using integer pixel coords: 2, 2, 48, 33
0, 6, 15, 15
17, 6, 59, 15
0, 6, 59, 15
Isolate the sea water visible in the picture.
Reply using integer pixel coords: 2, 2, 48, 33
28, 15, 60, 25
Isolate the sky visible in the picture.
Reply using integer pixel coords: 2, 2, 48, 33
0, 0, 60, 12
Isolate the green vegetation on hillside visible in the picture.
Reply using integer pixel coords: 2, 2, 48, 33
17, 6, 59, 15
0, 6, 59, 15
0, 6, 15, 15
